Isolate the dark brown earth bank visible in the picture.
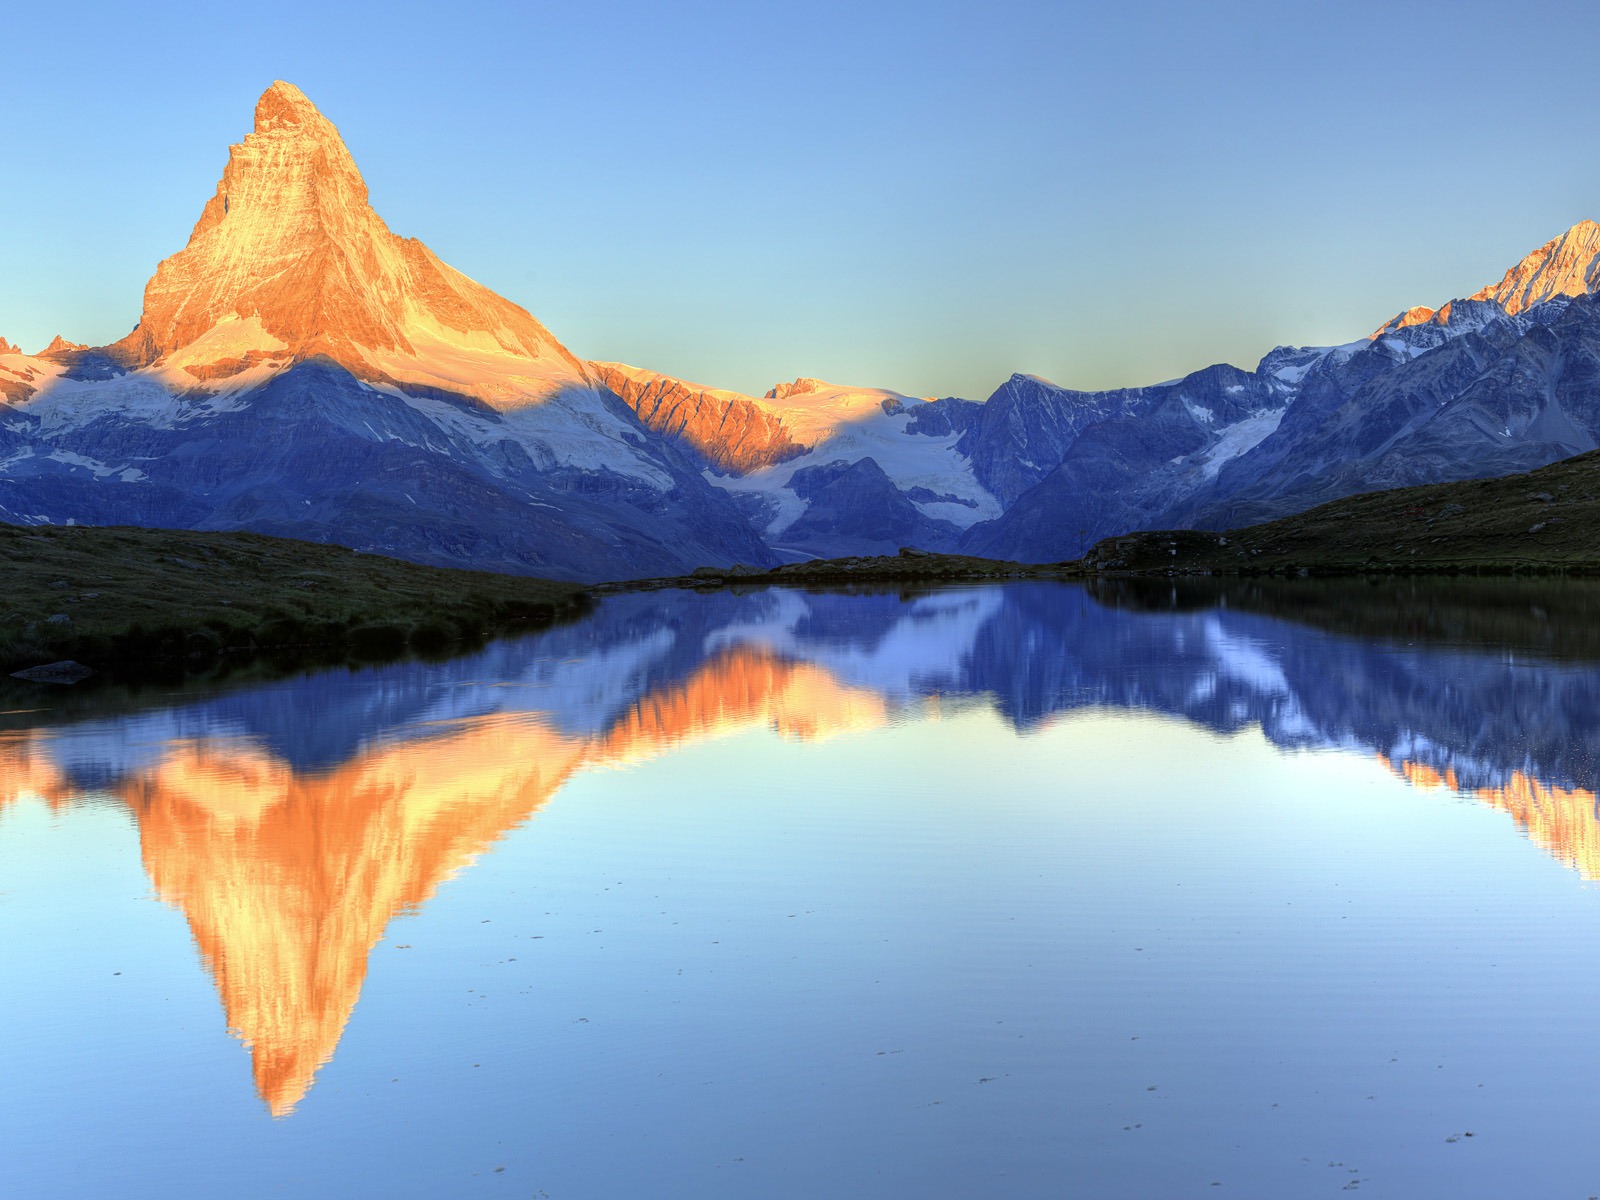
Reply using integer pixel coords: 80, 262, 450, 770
1080, 449, 1600, 577
0, 522, 587, 683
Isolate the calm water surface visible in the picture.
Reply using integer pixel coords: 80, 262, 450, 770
3, 581, 1599, 1198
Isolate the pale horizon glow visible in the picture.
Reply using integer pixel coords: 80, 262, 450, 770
3, 0, 1598, 400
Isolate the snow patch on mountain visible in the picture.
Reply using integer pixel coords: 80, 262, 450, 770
361, 321, 600, 410
1194, 408, 1286, 480
761, 377, 924, 445
713, 400, 1001, 536
703, 586, 1007, 704
160, 314, 287, 374
44, 450, 149, 483
17, 371, 247, 434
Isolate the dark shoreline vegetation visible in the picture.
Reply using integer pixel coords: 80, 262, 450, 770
1079, 447, 1600, 577
4, 448, 1599, 693
0, 523, 588, 686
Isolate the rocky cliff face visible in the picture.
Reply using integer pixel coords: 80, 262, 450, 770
112, 81, 595, 408
590, 361, 806, 473
0, 340, 41, 404
1478, 219, 1600, 314
1373, 219, 1600, 335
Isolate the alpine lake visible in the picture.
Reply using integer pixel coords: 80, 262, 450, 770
4, 576, 1599, 1199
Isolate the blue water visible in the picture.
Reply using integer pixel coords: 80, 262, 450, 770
2, 582, 1599, 1198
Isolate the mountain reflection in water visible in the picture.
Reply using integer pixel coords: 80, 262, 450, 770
2, 580, 1597, 1115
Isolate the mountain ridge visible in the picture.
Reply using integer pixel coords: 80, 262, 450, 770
1373, 218, 1600, 336
111, 81, 596, 408
5, 81, 1600, 576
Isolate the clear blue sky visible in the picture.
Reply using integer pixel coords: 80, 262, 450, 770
3, 0, 1596, 399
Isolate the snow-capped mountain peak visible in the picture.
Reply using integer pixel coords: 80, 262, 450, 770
1372, 218, 1600, 337
112, 81, 594, 407
759, 377, 927, 444
1472, 218, 1600, 315
765, 377, 827, 400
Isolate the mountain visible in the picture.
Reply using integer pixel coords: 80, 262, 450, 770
952, 365, 1288, 560
1171, 294, 1600, 532
588, 363, 997, 557
959, 224, 1600, 560
111, 82, 590, 404
599, 356, 1292, 562
0, 83, 772, 581
588, 361, 804, 473
1373, 219, 1600, 334
7, 80, 1600, 573
589, 215, 1600, 567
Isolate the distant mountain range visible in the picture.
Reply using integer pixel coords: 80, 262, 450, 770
3, 82, 1599, 579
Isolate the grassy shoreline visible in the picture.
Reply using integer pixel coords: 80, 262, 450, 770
0, 523, 587, 680
1078, 449, 1600, 578
592, 551, 1079, 593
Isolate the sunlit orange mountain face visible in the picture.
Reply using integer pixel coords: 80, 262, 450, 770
1382, 757, 1600, 883
2, 585, 1597, 1114
112, 81, 595, 406
1372, 220, 1600, 335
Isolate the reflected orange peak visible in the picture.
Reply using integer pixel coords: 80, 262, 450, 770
1, 648, 889, 1115
0, 731, 74, 810
127, 716, 586, 1115
594, 646, 888, 765
1381, 755, 1600, 881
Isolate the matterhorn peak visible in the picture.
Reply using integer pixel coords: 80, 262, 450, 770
253, 80, 327, 132
113, 81, 593, 405
1373, 218, 1600, 337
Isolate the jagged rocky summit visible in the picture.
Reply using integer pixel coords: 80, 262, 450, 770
1373, 220, 1600, 335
